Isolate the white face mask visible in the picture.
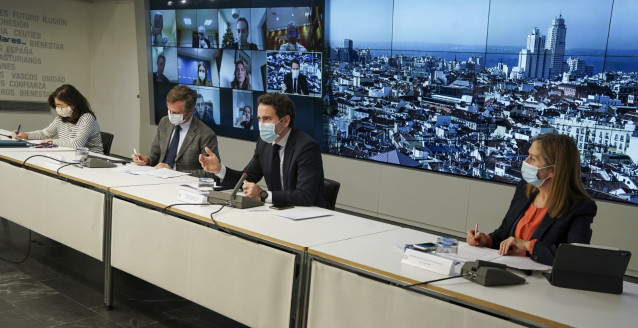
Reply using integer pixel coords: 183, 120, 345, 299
56, 106, 73, 117
167, 110, 185, 125
291, 69, 299, 79
199, 72, 206, 80
521, 161, 553, 187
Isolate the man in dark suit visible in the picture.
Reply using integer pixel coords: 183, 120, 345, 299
132, 85, 220, 177
281, 58, 309, 95
199, 92, 328, 208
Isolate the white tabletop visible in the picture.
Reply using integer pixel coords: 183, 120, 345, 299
0, 149, 199, 189
110, 183, 401, 250
309, 228, 638, 328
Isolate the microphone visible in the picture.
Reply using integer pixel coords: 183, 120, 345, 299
207, 152, 263, 209
230, 172, 248, 200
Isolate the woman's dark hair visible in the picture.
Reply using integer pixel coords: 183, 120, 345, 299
48, 84, 95, 124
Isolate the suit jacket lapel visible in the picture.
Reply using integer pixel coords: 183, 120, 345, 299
281, 129, 296, 189
532, 213, 557, 240
176, 121, 196, 160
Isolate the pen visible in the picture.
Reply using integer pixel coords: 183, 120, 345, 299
474, 223, 479, 245
133, 148, 140, 161
16, 124, 21, 138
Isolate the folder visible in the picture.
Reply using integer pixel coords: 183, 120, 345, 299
544, 243, 631, 294
0, 140, 29, 147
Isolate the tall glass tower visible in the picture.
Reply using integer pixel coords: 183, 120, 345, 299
546, 14, 567, 78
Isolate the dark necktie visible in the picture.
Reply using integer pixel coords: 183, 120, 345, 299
293, 78, 297, 94
163, 125, 181, 167
271, 144, 282, 191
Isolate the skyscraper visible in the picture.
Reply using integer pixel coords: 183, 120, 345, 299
517, 27, 549, 79
546, 14, 567, 78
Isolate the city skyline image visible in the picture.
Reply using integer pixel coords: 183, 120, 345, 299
324, 0, 638, 205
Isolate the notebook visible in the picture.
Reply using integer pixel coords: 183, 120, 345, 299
544, 243, 631, 294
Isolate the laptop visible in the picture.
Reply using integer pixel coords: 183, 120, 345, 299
544, 243, 631, 294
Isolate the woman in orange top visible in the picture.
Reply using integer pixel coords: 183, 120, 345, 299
466, 134, 597, 265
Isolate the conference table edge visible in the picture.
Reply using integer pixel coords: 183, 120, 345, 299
109, 188, 308, 252
307, 249, 570, 328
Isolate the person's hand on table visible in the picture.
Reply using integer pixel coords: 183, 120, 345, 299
12, 131, 27, 139
131, 153, 150, 166
154, 163, 172, 170
466, 229, 488, 247
242, 182, 261, 200
499, 237, 529, 255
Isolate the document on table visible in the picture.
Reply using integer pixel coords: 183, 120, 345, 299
114, 165, 155, 175
270, 207, 332, 221
114, 165, 190, 178
143, 168, 190, 178
457, 243, 552, 271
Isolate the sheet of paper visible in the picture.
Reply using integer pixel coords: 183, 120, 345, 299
270, 207, 332, 221
114, 165, 155, 175
456, 243, 551, 271
490, 256, 552, 271
143, 168, 191, 179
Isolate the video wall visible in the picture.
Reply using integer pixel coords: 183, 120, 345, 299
149, 0, 324, 139
148, 0, 638, 205
322, 0, 638, 205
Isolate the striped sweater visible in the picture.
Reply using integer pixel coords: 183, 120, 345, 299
26, 113, 104, 154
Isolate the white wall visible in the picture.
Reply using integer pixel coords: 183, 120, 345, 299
89, 0, 140, 156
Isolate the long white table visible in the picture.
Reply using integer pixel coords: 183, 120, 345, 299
308, 228, 638, 328
0, 147, 199, 309
109, 183, 401, 328
4, 129, 638, 328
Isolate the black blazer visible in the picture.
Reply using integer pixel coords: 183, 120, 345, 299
283, 73, 309, 95
220, 128, 329, 208
489, 180, 597, 265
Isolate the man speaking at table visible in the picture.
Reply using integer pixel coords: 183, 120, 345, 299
199, 92, 329, 209
132, 85, 220, 177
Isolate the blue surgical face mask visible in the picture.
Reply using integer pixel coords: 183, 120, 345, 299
259, 118, 284, 143
521, 161, 553, 187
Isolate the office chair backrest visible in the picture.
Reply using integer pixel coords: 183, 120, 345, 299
324, 178, 341, 210
100, 131, 114, 156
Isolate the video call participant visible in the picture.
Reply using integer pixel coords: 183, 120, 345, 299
230, 17, 258, 50
467, 134, 597, 266
132, 85, 220, 177
193, 93, 216, 127
12, 84, 104, 153
194, 26, 211, 48
199, 92, 328, 208
234, 105, 253, 129
193, 61, 212, 86
279, 21, 307, 52
282, 58, 309, 95
230, 60, 251, 90
153, 54, 169, 83
151, 12, 170, 47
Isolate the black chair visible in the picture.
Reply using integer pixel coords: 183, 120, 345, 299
324, 178, 341, 210
100, 131, 114, 156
